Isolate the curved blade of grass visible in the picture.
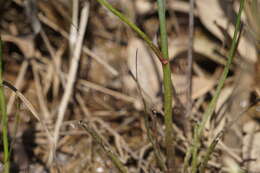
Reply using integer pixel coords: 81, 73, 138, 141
2, 80, 53, 142
190, 0, 245, 172
0, 37, 10, 173
95, 0, 168, 65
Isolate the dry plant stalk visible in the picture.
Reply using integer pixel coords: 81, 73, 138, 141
78, 120, 128, 173
50, 2, 89, 164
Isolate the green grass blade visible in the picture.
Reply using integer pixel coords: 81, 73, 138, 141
0, 36, 10, 173
189, 0, 245, 172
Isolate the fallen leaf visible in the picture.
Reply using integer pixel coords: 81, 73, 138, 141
126, 38, 163, 107
196, 0, 257, 62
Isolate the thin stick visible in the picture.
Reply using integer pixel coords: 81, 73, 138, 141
7, 61, 29, 114
38, 13, 119, 76
40, 29, 66, 88
76, 94, 141, 164
78, 79, 137, 103
3, 80, 53, 143
186, 0, 194, 117
31, 61, 51, 120
78, 120, 128, 173
51, 3, 89, 164
69, 0, 79, 54
82, 47, 119, 76
130, 50, 166, 171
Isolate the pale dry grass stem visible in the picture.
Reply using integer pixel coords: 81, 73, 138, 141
50, 2, 90, 165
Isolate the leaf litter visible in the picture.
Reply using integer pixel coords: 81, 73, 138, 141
0, 0, 259, 172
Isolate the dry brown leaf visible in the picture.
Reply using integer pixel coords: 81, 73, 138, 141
172, 74, 215, 102
216, 86, 234, 112
168, 30, 226, 66
136, 0, 198, 15
196, 0, 257, 62
169, 0, 198, 15
243, 121, 260, 173
1, 34, 35, 58
135, 0, 152, 14
223, 156, 242, 172
126, 38, 163, 106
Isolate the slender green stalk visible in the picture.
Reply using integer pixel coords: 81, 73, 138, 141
95, 0, 168, 64
190, 0, 245, 172
197, 0, 244, 140
95, 0, 174, 171
156, 0, 174, 172
199, 132, 223, 173
0, 37, 10, 173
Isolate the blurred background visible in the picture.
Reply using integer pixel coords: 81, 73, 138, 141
0, 0, 259, 172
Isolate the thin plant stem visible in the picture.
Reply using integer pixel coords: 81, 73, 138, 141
0, 37, 10, 173
190, 0, 245, 172
78, 120, 128, 173
143, 110, 167, 171
95, 0, 175, 171
156, 0, 174, 172
199, 94, 259, 173
130, 50, 166, 171
182, 146, 192, 173
186, 0, 194, 117
196, 0, 245, 142
95, 0, 168, 65
199, 132, 223, 173
9, 100, 21, 157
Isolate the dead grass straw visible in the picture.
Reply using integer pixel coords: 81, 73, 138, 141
51, 2, 89, 164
